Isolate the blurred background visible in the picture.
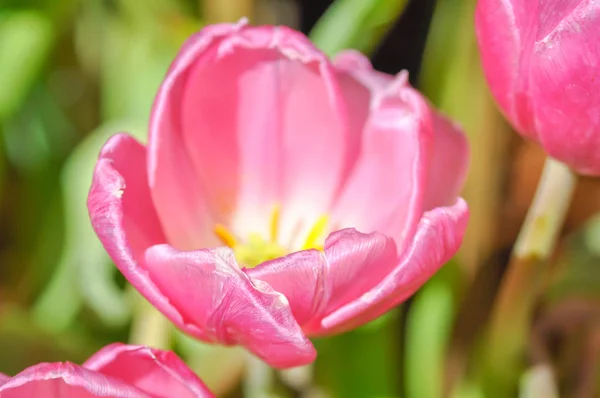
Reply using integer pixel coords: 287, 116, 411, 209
1, 0, 600, 397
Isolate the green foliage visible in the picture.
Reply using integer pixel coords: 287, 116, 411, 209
405, 261, 463, 398
310, 0, 409, 57
0, 10, 54, 121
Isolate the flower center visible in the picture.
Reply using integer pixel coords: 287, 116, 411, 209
213, 206, 328, 268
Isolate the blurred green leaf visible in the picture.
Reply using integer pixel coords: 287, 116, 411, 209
419, 0, 464, 103
99, 15, 176, 120
0, 10, 54, 120
451, 381, 485, 398
546, 220, 600, 301
0, 306, 97, 375
309, 0, 409, 57
405, 261, 463, 398
315, 310, 401, 398
75, 0, 197, 122
2, 84, 69, 300
3, 84, 74, 172
33, 120, 145, 331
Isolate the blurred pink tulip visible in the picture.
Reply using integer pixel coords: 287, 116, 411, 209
0, 344, 213, 397
88, 21, 469, 368
476, 0, 600, 175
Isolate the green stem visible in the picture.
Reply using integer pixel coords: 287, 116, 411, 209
483, 157, 576, 395
519, 364, 559, 398
243, 353, 275, 398
279, 364, 314, 395
128, 290, 171, 349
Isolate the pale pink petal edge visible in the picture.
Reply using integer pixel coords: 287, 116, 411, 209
0, 362, 147, 397
320, 197, 469, 334
83, 343, 214, 397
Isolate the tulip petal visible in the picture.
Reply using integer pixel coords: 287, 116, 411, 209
423, 112, 470, 210
143, 244, 316, 368
0, 373, 9, 385
88, 133, 209, 340
475, 0, 537, 137
0, 362, 148, 397
167, 24, 357, 246
83, 343, 213, 398
336, 54, 469, 211
320, 198, 468, 334
529, 0, 600, 174
330, 75, 433, 251
244, 250, 328, 327
246, 229, 397, 333
148, 22, 247, 250
333, 50, 393, 92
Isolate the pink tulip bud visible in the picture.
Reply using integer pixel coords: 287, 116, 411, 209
476, 0, 600, 174
0, 344, 214, 397
88, 21, 470, 368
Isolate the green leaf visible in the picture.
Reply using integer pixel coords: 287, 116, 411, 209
314, 310, 402, 397
0, 306, 97, 375
0, 10, 54, 120
405, 261, 463, 398
33, 119, 145, 331
309, 0, 409, 57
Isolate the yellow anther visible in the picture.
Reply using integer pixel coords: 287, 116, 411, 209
214, 224, 238, 248
302, 215, 329, 250
270, 204, 281, 242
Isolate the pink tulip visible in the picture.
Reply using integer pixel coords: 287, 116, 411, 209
88, 20, 469, 368
0, 344, 213, 397
475, 0, 600, 175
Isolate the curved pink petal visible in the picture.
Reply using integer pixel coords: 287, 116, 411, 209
529, 0, 600, 174
143, 244, 316, 368
83, 344, 213, 398
244, 249, 328, 327
0, 362, 147, 397
333, 52, 468, 210
246, 229, 397, 332
152, 22, 360, 246
87, 133, 210, 341
330, 74, 433, 251
423, 112, 470, 210
148, 22, 246, 250
319, 198, 468, 335
475, 0, 537, 138
0, 373, 9, 386
333, 50, 394, 92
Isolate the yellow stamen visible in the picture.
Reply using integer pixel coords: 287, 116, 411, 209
302, 215, 329, 250
235, 233, 286, 268
270, 204, 281, 242
214, 224, 238, 248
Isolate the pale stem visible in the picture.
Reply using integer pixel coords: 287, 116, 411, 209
518, 364, 559, 398
129, 290, 171, 349
279, 364, 315, 397
485, 157, 576, 391
512, 157, 577, 259
243, 353, 275, 398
